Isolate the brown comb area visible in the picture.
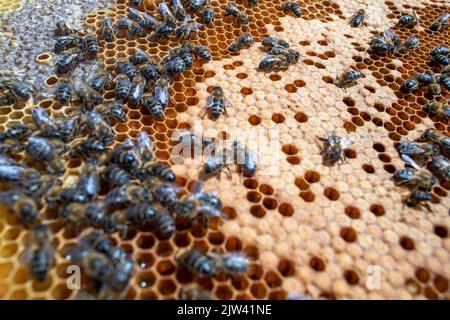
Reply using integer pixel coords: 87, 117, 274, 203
0, 0, 450, 300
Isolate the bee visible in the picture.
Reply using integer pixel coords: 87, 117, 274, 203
416, 73, 436, 85
140, 61, 161, 82
281, 2, 302, 17
54, 77, 73, 105
427, 155, 450, 180
80, 231, 126, 263
438, 74, 450, 91
0, 124, 31, 142
130, 0, 142, 6
334, 70, 365, 91
128, 74, 146, 107
419, 128, 450, 158
54, 35, 80, 54
397, 141, 440, 167
176, 22, 203, 41
46, 186, 90, 208
120, 203, 158, 229
70, 138, 106, 158
202, 7, 215, 25
403, 190, 432, 211
369, 29, 401, 55
154, 77, 171, 109
171, 0, 187, 21
152, 182, 179, 207
402, 78, 419, 93
103, 256, 135, 297
70, 245, 112, 283
180, 283, 212, 300
102, 164, 130, 186
57, 117, 79, 143
228, 33, 254, 52
172, 45, 194, 69
149, 22, 175, 41
427, 81, 442, 96
259, 49, 300, 72
31, 107, 57, 132
114, 74, 132, 100
369, 38, 390, 55
189, 0, 209, 12
212, 252, 249, 276
74, 81, 104, 110
55, 51, 82, 75
0, 191, 38, 225
161, 54, 186, 76
117, 60, 138, 80
107, 140, 140, 167
248, 0, 258, 5
90, 72, 113, 93
423, 100, 449, 122
26, 224, 54, 282
318, 134, 354, 165
203, 148, 233, 179
0, 140, 24, 155
20, 169, 62, 198
76, 160, 100, 201
101, 17, 115, 42
430, 54, 449, 67
430, 12, 449, 32
158, 2, 177, 27
224, 4, 249, 25
261, 37, 290, 49
96, 101, 127, 124
127, 21, 146, 40
0, 156, 25, 182
204, 86, 231, 119
144, 162, 176, 182
152, 211, 176, 239
174, 193, 222, 228
25, 136, 65, 175
232, 140, 257, 177
398, 36, 420, 54
81, 34, 99, 59
137, 131, 154, 162
105, 184, 152, 206
1, 80, 34, 104
393, 168, 436, 192
176, 249, 215, 276
141, 94, 164, 119
83, 110, 115, 146
398, 10, 419, 28
430, 45, 450, 57
349, 9, 366, 27
129, 48, 151, 65
188, 44, 211, 62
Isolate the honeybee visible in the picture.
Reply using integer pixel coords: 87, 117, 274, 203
101, 256, 134, 299
105, 184, 152, 206
70, 245, 113, 283
80, 230, 126, 264
140, 61, 161, 82
174, 191, 223, 228
423, 100, 449, 122
107, 139, 141, 168
74, 81, 104, 111
54, 35, 80, 54
438, 74, 450, 91
0, 79, 34, 105
70, 138, 106, 158
369, 30, 401, 55
151, 182, 179, 207
117, 60, 138, 80
128, 74, 146, 107
101, 17, 115, 42
140, 162, 176, 182
96, 101, 128, 124
137, 130, 154, 162
393, 168, 436, 192
176, 22, 203, 41
397, 10, 419, 28
141, 93, 164, 119
398, 37, 420, 54
129, 48, 151, 65
0, 139, 24, 155
0, 156, 26, 182
403, 190, 432, 212
281, 2, 302, 17
0, 124, 32, 142
0, 191, 38, 225
158, 2, 177, 28
180, 283, 212, 300
397, 141, 440, 167
76, 160, 100, 201
419, 128, 450, 158
259, 49, 300, 72
26, 224, 54, 282
82, 110, 115, 146
149, 22, 175, 41
176, 249, 215, 276
228, 33, 254, 52
427, 155, 450, 180
430, 45, 450, 57
224, 4, 249, 25
25, 136, 66, 175
90, 72, 113, 93
427, 80, 442, 96
54, 77, 73, 105
20, 169, 62, 199
212, 252, 249, 276
232, 140, 257, 177
151, 211, 176, 239
31, 107, 58, 134
261, 37, 290, 49
81, 34, 99, 59
55, 51, 82, 76
102, 164, 130, 186
114, 74, 132, 100
189, 0, 209, 12
171, 0, 187, 21
161, 54, 186, 76
416, 73, 436, 85
402, 78, 419, 93
54, 19, 79, 37
430, 54, 449, 67
430, 13, 449, 32
318, 133, 354, 165
172, 45, 194, 69
154, 77, 171, 109
349, 9, 366, 27
202, 7, 215, 25
188, 44, 212, 62
203, 148, 233, 179
334, 70, 365, 91
204, 86, 231, 119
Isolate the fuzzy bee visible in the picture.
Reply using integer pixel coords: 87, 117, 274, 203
151, 182, 179, 207
161, 54, 186, 76
334, 70, 365, 91
107, 140, 141, 168
259, 49, 300, 73
158, 2, 177, 27
393, 168, 436, 192
137, 131, 154, 162
117, 60, 138, 80
203, 148, 233, 179
128, 74, 146, 107
228, 33, 254, 52
0, 124, 32, 142
176, 22, 203, 41
188, 44, 212, 62
105, 184, 152, 206
402, 78, 418, 93
397, 141, 440, 168
171, 0, 187, 22
369, 29, 401, 55
318, 133, 354, 165
419, 128, 450, 158
24, 224, 54, 282
109, 203, 158, 237
204, 86, 231, 119
54, 77, 73, 105
69, 245, 113, 284
430, 54, 449, 67
202, 7, 215, 24
31, 107, 58, 133
189, 0, 209, 12
224, 4, 249, 25
54, 19, 78, 37
101, 17, 115, 42
151, 212, 176, 239
176, 249, 215, 276
81, 34, 99, 59
349, 9, 366, 27
114, 74, 132, 100
423, 100, 449, 122
0, 156, 26, 182
154, 77, 171, 109
430, 45, 450, 57
174, 192, 223, 228
403, 190, 432, 211
102, 164, 130, 186
54, 35, 80, 54
398, 36, 420, 54
416, 73, 436, 85
232, 141, 257, 177
129, 48, 151, 65
140, 61, 161, 82
281, 2, 302, 17
261, 37, 290, 49
1, 79, 34, 105
144, 163, 176, 182
172, 45, 194, 69
438, 74, 450, 91
213, 252, 249, 276
0, 191, 38, 225
82, 110, 115, 146
430, 12, 449, 32
70, 138, 106, 159
141, 93, 164, 119
56, 51, 82, 75
102, 256, 135, 299
150, 22, 175, 41
397, 10, 419, 28
427, 155, 450, 180
90, 72, 113, 92
25, 136, 65, 175
77, 160, 100, 200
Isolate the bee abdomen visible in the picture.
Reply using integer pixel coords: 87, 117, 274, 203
153, 213, 175, 239
30, 249, 50, 282
149, 163, 176, 182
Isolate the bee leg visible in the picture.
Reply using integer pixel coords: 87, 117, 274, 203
201, 109, 209, 119
225, 165, 232, 180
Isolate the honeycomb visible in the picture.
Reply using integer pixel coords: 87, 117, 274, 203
0, 0, 449, 300
0, 0, 21, 14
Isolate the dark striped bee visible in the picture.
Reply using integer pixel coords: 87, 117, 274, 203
189, 0, 208, 12
174, 192, 223, 228
369, 29, 401, 55
402, 78, 418, 93
114, 74, 132, 100
419, 128, 450, 158
427, 155, 450, 180
232, 141, 257, 177
423, 100, 449, 122
212, 252, 249, 276
25, 136, 65, 175
172, 0, 187, 22
113, 203, 158, 233
90, 72, 113, 92
117, 60, 138, 80
176, 249, 215, 276
137, 131, 154, 162
0, 124, 31, 142
158, 2, 177, 27
56, 51, 82, 75
224, 4, 249, 25
334, 70, 365, 91
102, 256, 135, 298
0, 156, 25, 182
152, 182, 179, 207
161, 54, 186, 75
83, 110, 115, 146
141, 93, 164, 119
397, 141, 440, 168
69, 245, 113, 283
172, 45, 194, 69
0, 140, 24, 155
129, 48, 151, 65
70, 138, 106, 158
81, 34, 99, 59
0, 191, 38, 225
1, 80, 34, 104
154, 77, 171, 109
130, 0, 142, 7
143, 163, 176, 182
430, 54, 449, 67
398, 36, 420, 54
76, 160, 100, 200
102, 164, 130, 186
25, 224, 54, 282
203, 148, 233, 179
398, 10, 419, 28
259, 48, 300, 72
57, 117, 79, 143
393, 168, 436, 192
203, 7, 215, 24
180, 284, 212, 300
403, 190, 432, 211
127, 21, 146, 40
349, 9, 366, 27
74, 81, 104, 111
261, 37, 290, 49
151, 212, 175, 239
149, 22, 175, 41
31, 107, 57, 132
128, 74, 146, 106
205, 86, 231, 119
430, 45, 450, 57
54, 19, 76, 37
318, 134, 354, 165
427, 80, 442, 96
176, 22, 203, 41
105, 184, 152, 206
228, 33, 254, 52
54, 77, 73, 105
438, 74, 450, 91
430, 13, 449, 32
107, 139, 141, 167
20, 169, 61, 198
281, 1, 302, 17
188, 44, 211, 62
101, 17, 115, 42
416, 73, 436, 85
54, 35, 80, 54
140, 61, 161, 82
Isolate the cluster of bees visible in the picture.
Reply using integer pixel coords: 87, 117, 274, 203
394, 129, 449, 211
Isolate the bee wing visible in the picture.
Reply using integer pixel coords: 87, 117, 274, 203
223, 96, 233, 109
401, 154, 421, 171
340, 135, 355, 149
205, 94, 215, 109
136, 47, 151, 60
